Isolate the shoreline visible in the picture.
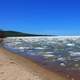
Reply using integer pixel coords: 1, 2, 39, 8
0, 47, 68, 80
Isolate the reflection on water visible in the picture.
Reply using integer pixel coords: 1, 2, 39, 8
4, 36, 80, 80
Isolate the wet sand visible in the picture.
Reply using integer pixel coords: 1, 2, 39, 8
0, 47, 68, 80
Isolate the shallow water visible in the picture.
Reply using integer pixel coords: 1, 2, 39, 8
4, 37, 80, 80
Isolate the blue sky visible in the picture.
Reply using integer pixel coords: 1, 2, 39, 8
0, 0, 80, 35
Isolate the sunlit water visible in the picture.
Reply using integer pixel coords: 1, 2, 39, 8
3, 36, 80, 80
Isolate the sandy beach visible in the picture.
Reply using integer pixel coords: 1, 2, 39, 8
0, 47, 68, 80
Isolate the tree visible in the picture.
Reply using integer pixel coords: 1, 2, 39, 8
0, 29, 6, 44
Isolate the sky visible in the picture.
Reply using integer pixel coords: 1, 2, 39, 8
0, 0, 80, 35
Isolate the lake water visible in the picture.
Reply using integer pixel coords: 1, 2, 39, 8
3, 36, 80, 80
